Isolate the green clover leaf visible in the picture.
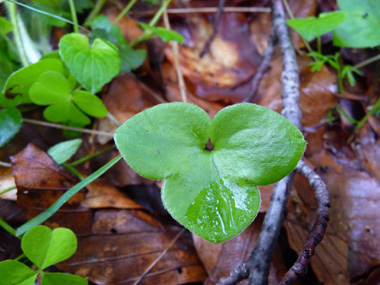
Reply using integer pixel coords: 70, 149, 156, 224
29, 71, 107, 126
22, 225, 77, 270
41, 272, 87, 285
114, 103, 306, 242
59, 33, 121, 93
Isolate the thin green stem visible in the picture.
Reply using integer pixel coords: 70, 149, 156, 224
129, 0, 171, 47
14, 253, 26, 262
354, 53, 380, 69
5, 1, 29, 67
68, 0, 78, 33
16, 155, 122, 236
0, 218, 17, 237
83, 0, 107, 27
317, 36, 321, 54
0, 185, 16, 195
6, 0, 91, 34
113, 0, 138, 25
70, 146, 115, 167
355, 98, 380, 130
149, 0, 171, 26
62, 163, 84, 180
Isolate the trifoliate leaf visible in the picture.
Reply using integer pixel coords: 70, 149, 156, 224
114, 103, 306, 242
0, 260, 38, 285
71, 90, 108, 117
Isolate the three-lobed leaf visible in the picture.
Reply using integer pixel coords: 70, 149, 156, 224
0, 108, 22, 147
286, 11, 348, 41
59, 33, 121, 93
115, 103, 306, 242
21, 225, 77, 270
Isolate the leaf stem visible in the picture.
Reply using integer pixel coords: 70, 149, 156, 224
68, 0, 79, 33
16, 155, 122, 236
354, 53, 380, 69
62, 163, 84, 180
0, 161, 12, 167
129, 0, 171, 47
113, 0, 138, 26
69, 146, 115, 167
0, 218, 17, 237
5, 1, 29, 67
83, 0, 107, 27
317, 36, 321, 54
0, 185, 17, 195
23, 118, 114, 137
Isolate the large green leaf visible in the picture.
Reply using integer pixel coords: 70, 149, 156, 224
0, 108, 22, 147
0, 59, 65, 108
21, 225, 77, 270
286, 11, 348, 41
0, 260, 38, 285
59, 33, 121, 93
114, 103, 306, 242
333, 0, 380, 47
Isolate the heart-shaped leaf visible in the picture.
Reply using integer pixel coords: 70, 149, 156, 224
0, 260, 38, 285
286, 11, 348, 41
59, 33, 121, 93
114, 103, 306, 242
22, 225, 77, 270
44, 100, 91, 126
71, 90, 108, 117
0, 108, 22, 147
42, 272, 88, 285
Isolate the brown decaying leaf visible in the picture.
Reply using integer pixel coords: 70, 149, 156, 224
285, 122, 380, 283
11, 144, 207, 284
58, 210, 207, 284
193, 214, 287, 284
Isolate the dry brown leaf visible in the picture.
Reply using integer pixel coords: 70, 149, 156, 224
58, 209, 207, 284
193, 214, 287, 284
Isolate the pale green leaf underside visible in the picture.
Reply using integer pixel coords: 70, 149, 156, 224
21, 225, 77, 270
48, 138, 82, 164
114, 103, 306, 242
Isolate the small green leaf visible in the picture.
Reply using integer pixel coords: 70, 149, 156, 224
0, 17, 13, 35
0, 59, 65, 108
59, 33, 121, 93
0, 108, 22, 147
139, 23, 185, 43
90, 15, 127, 46
22, 225, 77, 270
119, 45, 147, 73
333, 0, 380, 48
286, 11, 348, 41
115, 103, 305, 242
0, 260, 38, 285
42, 272, 88, 285
29, 71, 70, 105
30, 1, 69, 27
44, 100, 91, 126
71, 90, 108, 117
47, 139, 82, 164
